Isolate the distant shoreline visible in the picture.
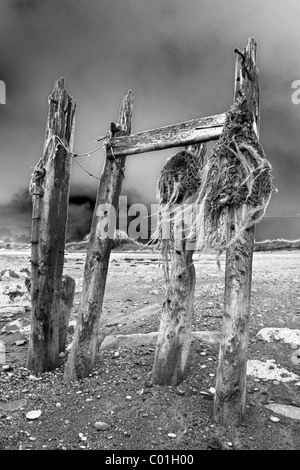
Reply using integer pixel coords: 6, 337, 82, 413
1, 238, 300, 253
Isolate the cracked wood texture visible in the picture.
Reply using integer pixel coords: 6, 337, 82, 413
110, 113, 225, 157
151, 233, 196, 386
27, 78, 76, 374
213, 38, 260, 426
64, 90, 134, 381
59, 275, 76, 354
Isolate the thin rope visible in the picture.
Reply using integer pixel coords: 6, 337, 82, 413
53, 135, 106, 181
54, 135, 107, 158
54, 134, 125, 180
71, 156, 101, 181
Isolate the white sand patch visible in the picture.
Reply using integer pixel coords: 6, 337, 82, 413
256, 328, 300, 348
247, 359, 299, 382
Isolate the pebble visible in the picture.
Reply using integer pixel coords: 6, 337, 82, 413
126, 396, 132, 400
167, 433, 177, 438
2, 365, 13, 372
269, 416, 280, 423
15, 340, 27, 346
26, 410, 42, 420
9, 270, 20, 278
291, 349, 300, 365
94, 421, 110, 431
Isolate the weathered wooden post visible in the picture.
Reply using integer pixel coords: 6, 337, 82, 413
64, 90, 134, 381
151, 144, 206, 386
27, 78, 76, 374
151, 232, 196, 386
213, 38, 260, 425
59, 275, 76, 353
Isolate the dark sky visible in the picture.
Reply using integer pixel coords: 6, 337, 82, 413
0, 0, 299, 240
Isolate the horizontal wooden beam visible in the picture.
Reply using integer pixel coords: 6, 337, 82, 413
110, 113, 226, 156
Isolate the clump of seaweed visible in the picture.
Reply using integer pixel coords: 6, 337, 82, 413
187, 96, 276, 252
153, 97, 276, 281
152, 145, 206, 281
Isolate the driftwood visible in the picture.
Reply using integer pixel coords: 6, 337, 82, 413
110, 113, 225, 157
59, 275, 76, 353
27, 78, 76, 374
151, 144, 206, 386
64, 90, 134, 381
213, 38, 260, 426
151, 245, 196, 386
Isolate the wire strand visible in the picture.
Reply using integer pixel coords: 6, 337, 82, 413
71, 155, 101, 181
52, 135, 106, 181
54, 135, 107, 158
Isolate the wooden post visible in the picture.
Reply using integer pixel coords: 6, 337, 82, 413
213, 38, 260, 425
110, 113, 225, 157
64, 90, 134, 381
151, 220, 196, 386
59, 275, 76, 353
27, 78, 76, 374
151, 144, 206, 386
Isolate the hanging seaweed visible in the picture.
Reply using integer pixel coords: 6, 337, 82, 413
153, 96, 276, 280
187, 96, 277, 252
152, 145, 206, 281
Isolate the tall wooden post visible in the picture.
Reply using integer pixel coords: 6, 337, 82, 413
213, 38, 260, 425
27, 78, 76, 374
151, 144, 206, 386
64, 90, 134, 381
59, 275, 76, 353
151, 222, 196, 386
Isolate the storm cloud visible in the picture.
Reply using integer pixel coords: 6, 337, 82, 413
0, 0, 299, 240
